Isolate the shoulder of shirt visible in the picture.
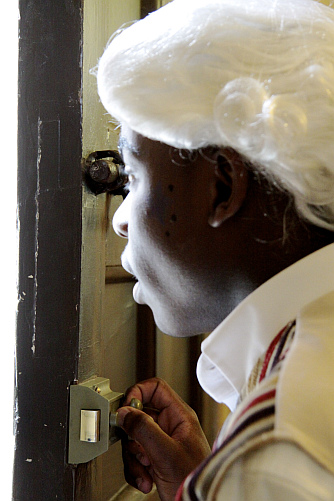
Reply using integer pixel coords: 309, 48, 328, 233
212, 441, 334, 500
183, 293, 334, 500
276, 290, 334, 476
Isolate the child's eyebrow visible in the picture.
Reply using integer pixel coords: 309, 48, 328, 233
118, 135, 141, 157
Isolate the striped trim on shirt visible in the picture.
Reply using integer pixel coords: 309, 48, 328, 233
177, 321, 296, 501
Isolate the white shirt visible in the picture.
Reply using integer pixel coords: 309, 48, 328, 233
196, 243, 334, 500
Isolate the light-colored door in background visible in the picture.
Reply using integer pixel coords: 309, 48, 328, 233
79, 2, 149, 499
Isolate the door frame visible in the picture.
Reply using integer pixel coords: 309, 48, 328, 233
15, 0, 83, 498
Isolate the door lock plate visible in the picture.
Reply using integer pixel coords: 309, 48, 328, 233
68, 377, 124, 464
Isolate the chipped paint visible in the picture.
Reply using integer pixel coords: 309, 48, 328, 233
14, 393, 20, 429
31, 118, 42, 356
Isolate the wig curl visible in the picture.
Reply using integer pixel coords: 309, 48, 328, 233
97, 0, 334, 230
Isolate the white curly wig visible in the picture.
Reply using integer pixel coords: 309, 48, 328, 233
97, 0, 334, 231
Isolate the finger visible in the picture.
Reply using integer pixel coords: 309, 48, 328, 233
136, 452, 151, 467
122, 447, 153, 494
123, 378, 180, 410
124, 436, 150, 464
118, 407, 179, 465
122, 379, 208, 453
136, 477, 153, 494
123, 378, 195, 429
124, 438, 151, 467
143, 407, 160, 422
126, 439, 145, 456
126, 440, 151, 466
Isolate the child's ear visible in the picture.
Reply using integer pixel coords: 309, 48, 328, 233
208, 149, 248, 228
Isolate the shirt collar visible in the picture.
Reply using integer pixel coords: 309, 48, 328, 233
197, 243, 334, 411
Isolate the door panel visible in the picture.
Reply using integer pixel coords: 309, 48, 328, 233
79, 0, 140, 381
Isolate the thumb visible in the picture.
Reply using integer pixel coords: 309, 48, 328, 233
118, 407, 173, 461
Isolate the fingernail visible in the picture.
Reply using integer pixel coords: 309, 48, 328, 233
136, 478, 143, 490
116, 407, 130, 427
